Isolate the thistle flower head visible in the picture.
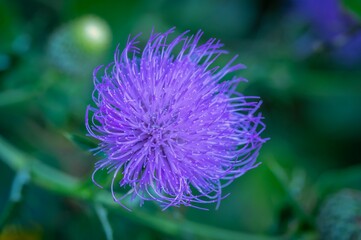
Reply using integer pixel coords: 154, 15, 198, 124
86, 28, 267, 210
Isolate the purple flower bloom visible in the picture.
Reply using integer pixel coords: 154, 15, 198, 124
86, 28, 267, 210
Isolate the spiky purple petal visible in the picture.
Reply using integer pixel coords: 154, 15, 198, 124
86, 28, 267, 210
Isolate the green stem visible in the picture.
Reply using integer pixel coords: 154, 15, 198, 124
0, 135, 282, 240
267, 160, 315, 227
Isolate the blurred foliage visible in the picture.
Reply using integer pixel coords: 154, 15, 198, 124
343, 0, 361, 19
0, 0, 361, 239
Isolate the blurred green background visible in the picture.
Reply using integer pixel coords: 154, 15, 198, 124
1, 0, 361, 239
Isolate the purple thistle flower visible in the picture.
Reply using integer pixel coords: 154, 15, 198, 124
86, 28, 267, 210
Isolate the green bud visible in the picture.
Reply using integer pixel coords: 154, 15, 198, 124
317, 189, 361, 240
47, 15, 111, 76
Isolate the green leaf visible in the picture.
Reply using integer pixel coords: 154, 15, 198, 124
9, 169, 30, 202
343, 0, 361, 20
63, 132, 98, 150
0, 169, 30, 229
94, 203, 113, 240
